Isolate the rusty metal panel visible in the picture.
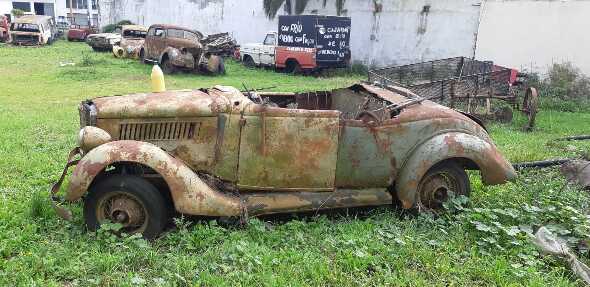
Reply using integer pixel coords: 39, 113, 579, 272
238, 108, 340, 190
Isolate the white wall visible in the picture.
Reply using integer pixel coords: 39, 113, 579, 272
476, 0, 590, 75
99, 0, 482, 67
0, 1, 13, 15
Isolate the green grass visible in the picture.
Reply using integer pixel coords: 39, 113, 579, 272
1, 41, 589, 286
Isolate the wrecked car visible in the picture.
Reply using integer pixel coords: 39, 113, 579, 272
112, 25, 148, 59
50, 82, 516, 239
67, 24, 97, 41
140, 24, 225, 75
10, 15, 58, 45
86, 26, 122, 52
0, 15, 10, 43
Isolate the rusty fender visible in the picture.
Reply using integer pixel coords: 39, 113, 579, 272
161, 47, 194, 69
396, 132, 517, 209
66, 140, 241, 216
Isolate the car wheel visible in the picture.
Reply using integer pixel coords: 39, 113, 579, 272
160, 57, 176, 74
415, 161, 471, 212
84, 175, 168, 239
91, 46, 100, 52
139, 49, 146, 63
243, 55, 255, 68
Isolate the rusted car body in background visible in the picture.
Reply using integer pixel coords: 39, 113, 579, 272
112, 25, 148, 59
140, 24, 225, 75
86, 26, 122, 51
51, 82, 516, 238
0, 15, 10, 43
10, 15, 58, 45
67, 25, 97, 41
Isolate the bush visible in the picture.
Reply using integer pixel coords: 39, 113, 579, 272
11, 9, 24, 17
531, 62, 590, 112
102, 20, 134, 33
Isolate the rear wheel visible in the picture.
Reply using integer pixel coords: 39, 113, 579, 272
415, 161, 471, 212
139, 48, 146, 63
285, 59, 301, 74
243, 55, 255, 68
84, 175, 168, 239
160, 56, 176, 74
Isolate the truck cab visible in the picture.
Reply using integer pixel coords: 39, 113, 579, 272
240, 32, 277, 67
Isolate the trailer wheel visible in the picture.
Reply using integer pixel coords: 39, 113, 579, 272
522, 87, 539, 131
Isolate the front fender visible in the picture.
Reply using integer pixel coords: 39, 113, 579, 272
66, 140, 241, 216
160, 47, 194, 69
395, 132, 516, 209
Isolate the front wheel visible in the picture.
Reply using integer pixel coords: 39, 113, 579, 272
84, 175, 168, 239
160, 57, 176, 74
415, 161, 471, 212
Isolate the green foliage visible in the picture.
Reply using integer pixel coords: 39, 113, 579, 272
102, 20, 134, 33
529, 62, 590, 112
0, 41, 589, 285
263, 0, 286, 18
11, 9, 24, 17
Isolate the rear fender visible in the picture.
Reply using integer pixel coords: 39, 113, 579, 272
66, 140, 241, 216
395, 132, 516, 209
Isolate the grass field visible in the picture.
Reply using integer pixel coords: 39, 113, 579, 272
1, 41, 589, 286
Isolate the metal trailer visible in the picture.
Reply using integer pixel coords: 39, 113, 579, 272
368, 56, 539, 130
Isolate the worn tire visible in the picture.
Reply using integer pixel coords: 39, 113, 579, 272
415, 161, 471, 212
243, 55, 255, 68
285, 60, 301, 74
217, 57, 226, 75
84, 175, 168, 239
139, 48, 146, 63
160, 57, 176, 74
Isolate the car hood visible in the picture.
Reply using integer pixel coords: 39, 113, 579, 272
92, 89, 232, 119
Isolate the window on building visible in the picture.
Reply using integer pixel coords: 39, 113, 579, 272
12, 2, 31, 12
66, 0, 91, 10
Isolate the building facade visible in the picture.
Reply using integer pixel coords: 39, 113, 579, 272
0, 0, 98, 25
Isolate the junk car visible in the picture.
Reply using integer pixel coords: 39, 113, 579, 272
50, 82, 516, 239
86, 26, 122, 51
112, 25, 148, 59
10, 15, 57, 45
67, 24, 97, 41
139, 24, 225, 75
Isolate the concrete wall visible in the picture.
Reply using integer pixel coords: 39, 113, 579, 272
475, 0, 590, 75
99, 0, 482, 67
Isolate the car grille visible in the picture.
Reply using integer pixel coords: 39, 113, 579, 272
119, 122, 197, 141
13, 35, 38, 45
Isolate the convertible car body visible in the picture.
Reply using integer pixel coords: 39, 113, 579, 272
51, 83, 516, 238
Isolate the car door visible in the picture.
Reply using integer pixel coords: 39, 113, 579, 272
146, 26, 165, 59
237, 105, 340, 191
259, 33, 277, 65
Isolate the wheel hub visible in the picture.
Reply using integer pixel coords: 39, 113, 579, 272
109, 196, 144, 227
419, 173, 456, 210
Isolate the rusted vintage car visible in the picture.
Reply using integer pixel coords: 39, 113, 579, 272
140, 24, 225, 75
67, 24, 97, 41
50, 83, 516, 238
86, 26, 122, 51
112, 25, 148, 59
10, 15, 58, 45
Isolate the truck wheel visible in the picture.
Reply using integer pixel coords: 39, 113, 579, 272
415, 161, 471, 212
160, 57, 176, 74
243, 55, 255, 68
285, 60, 301, 74
84, 175, 168, 239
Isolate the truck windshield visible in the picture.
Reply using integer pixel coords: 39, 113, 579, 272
12, 23, 39, 32
123, 30, 146, 38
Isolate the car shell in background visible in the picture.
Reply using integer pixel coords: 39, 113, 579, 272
86, 27, 122, 51
112, 25, 148, 59
67, 25, 97, 41
10, 15, 58, 46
